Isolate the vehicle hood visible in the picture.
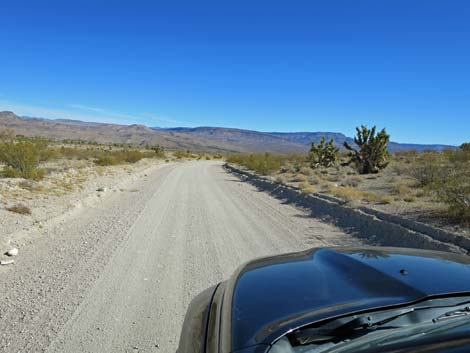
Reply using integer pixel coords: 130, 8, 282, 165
226, 247, 470, 351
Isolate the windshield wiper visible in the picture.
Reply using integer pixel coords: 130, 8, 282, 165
432, 305, 470, 322
293, 308, 415, 345
331, 308, 414, 336
292, 299, 470, 347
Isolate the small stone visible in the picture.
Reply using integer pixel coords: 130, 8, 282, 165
96, 187, 107, 192
6, 248, 18, 257
0, 260, 14, 266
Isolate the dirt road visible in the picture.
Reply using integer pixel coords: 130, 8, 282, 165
0, 161, 360, 353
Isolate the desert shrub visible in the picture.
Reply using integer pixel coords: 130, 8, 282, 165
403, 196, 417, 203
290, 174, 308, 183
279, 165, 291, 173
330, 187, 363, 202
174, 150, 193, 159
150, 145, 165, 157
435, 168, 470, 223
330, 186, 392, 204
275, 175, 288, 184
92, 149, 152, 166
226, 153, 285, 175
57, 146, 102, 160
18, 180, 36, 191
122, 150, 144, 163
308, 175, 320, 185
342, 176, 362, 187
0, 131, 51, 180
394, 150, 419, 160
445, 148, 470, 164
94, 155, 119, 166
299, 166, 313, 176
403, 149, 470, 223
322, 173, 342, 182
407, 152, 448, 187
392, 182, 413, 196
299, 182, 316, 195
362, 192, 393, 204
57, 145, 154, 165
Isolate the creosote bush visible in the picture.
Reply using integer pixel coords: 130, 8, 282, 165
407, 152, 447, 187
226, 153, 290, 175
434, 160, 470, 224
405, 149, 470, 223
0, 130, 51, 180
0, 130, 165, 179
93, 149, 155, 166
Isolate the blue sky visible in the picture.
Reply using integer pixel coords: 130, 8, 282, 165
0, 0, 469, 145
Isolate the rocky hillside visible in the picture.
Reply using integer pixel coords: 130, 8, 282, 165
0, 111, 454, 153
160, 127, 455, 153
161, 127, 306, 154
0, 111, 241, 153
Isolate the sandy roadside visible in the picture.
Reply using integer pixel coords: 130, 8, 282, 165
0, 158, 171, 261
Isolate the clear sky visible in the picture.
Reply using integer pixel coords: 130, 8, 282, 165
0, 0, 469, 145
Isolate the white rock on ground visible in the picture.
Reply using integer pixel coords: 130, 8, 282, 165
6, 248, 19, 257
0, 259, 15, 266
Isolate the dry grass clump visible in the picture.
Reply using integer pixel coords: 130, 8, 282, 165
362, 192, 393, 204
391, 182, 413, 197
6, 204, 32, 215
403, 196, 417, 203
308, 175, 320, 185
341, 176, 362, 187
275, 175, 288, 184
330, 186, 392, 204
18, 180, 37, 191
321, 173, 343, 183
290, 174, 308, 183
330, 187, 363, 202
299, 167, 313, 176
299, 182, 316, 195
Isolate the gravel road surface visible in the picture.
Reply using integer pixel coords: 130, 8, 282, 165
0, 161, 361, 353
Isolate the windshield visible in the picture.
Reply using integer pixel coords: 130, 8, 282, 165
269, 296, 470, 353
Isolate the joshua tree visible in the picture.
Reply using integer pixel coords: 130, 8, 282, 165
344, 125, 390, 174
460, 142, 470, 152
151, 145, 165, 157
308, 137, 339, 168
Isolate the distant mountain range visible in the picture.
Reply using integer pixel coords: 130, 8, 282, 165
0, 111, 455, 153
157, 127, 455, 153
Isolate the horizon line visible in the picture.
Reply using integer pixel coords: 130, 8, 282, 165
0, 109, 457, 147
